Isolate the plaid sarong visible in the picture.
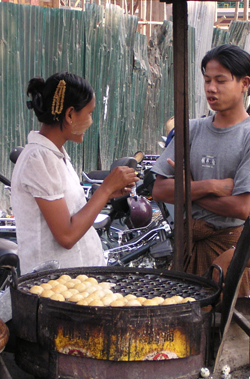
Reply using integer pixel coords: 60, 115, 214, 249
183, 218, 249, 297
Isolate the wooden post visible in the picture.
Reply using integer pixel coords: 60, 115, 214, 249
52, 0, 59, 8
243, 0, 248, 21
234, 1, 239, 21
140, 0, 147, 35
172, 0, 192, 271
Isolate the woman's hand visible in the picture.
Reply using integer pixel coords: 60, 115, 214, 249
102, 166, 139, 199
109, 184, 135, 199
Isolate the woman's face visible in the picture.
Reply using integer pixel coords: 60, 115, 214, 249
68, 95, 96, 142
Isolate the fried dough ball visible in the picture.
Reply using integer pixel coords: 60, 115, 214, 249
40, 289, 55, 298
181, 297, 196, 303
99, 282, 115, 289
89, 299, 104, 307
67, 289, 79, 296
57, 278, 67, 284
76, 274, 89, 282
59, 275, 72, 282
170, 296, 184, 304
82, 281, 92, 288
61, 290, 75, 300
91, 290, 106, 299
29, 285, 44, 295
137, 297, 147, 304
85, 285, 99, 294
84, 277, 98, 285
77, 299, 90, 306
161, 298, 177, 305
152, 296, 165, 305
142, 299, 159, 306
47, 280, 60, 287
50, 293, 65, 302
68, 278, 81, 285
73, 283, 87, 292
52, 284, 68, 293
65, 281, 76, 289
110, 299, 126, 307
84, 296, 95, 304
68, 293, 85, 303
113, 293, 123, 300
93, 284, 103, 291
102, 294, 116, 306
40, 283, 52, 290
78, 291, 91, 299
126, 299, 142, 306
102, 288, 113, 295
124, 294, 137, 301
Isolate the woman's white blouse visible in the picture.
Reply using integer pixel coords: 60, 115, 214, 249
11, 131, 106, 275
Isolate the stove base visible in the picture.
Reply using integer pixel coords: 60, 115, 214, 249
55, 352, 204, 379
16, 340, 205, 379
15, 310, 212, 379
13, 307, 213, 379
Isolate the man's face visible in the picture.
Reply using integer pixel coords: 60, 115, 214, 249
203, 59, 247, 113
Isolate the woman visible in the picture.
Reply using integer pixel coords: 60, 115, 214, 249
11, 72, 138, 275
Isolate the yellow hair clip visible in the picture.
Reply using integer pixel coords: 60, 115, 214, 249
51, 80, 66, 120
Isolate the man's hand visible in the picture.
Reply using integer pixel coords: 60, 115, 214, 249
167, 158, 193, 182
167, 158, 175, 169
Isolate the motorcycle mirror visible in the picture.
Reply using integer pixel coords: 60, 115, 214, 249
110, 157, 138, 171
133, 151, 144, 164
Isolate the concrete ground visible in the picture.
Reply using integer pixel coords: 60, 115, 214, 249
209, 297, 250, 379
210, 320, 250, 379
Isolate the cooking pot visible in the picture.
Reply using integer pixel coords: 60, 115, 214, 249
10, 266, 221, 362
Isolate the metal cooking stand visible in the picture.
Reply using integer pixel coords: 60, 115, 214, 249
213, 216, 250, 372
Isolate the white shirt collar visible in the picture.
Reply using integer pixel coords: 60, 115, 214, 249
27, 130, 70, 161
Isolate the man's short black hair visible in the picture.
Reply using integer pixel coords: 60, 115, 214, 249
201, 44, 250, 80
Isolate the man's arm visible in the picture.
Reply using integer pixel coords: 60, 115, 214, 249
152, 174, 250, 220
195, 193, 250, 220
152, 175, 234, 204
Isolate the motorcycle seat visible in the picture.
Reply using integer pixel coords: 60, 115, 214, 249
94, 214, 111, 230
0, 249, 19, 269
87, 170, 110, 181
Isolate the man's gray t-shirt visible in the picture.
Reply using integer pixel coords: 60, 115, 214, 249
151, 116, 250, 228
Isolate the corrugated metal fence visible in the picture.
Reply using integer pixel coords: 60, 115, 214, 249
1, 2, 250, 211
0, 2, 195, 211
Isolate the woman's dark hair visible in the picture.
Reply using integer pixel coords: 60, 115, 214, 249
201, 44, 250, 80
27, 72, 94, 128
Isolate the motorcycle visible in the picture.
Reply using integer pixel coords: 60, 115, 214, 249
82, 152, 174, 269
0, 148, 174, 322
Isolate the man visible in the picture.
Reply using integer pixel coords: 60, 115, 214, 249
152, 44, 250, 295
